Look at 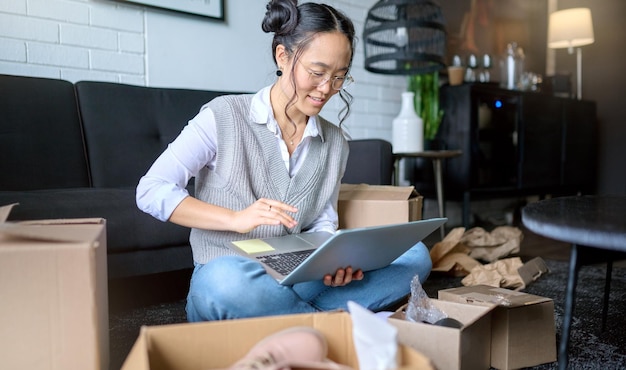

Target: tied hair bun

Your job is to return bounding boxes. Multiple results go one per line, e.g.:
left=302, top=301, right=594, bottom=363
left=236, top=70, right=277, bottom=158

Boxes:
left=261, top=0, right=298, bottom=35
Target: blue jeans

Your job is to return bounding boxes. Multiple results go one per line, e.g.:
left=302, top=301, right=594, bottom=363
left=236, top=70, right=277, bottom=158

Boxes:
left=185, top=241, right=432, bottom=322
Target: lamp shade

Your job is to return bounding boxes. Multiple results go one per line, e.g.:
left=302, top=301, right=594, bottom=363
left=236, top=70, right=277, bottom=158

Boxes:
left=548, top=8, right=594, bottom=49
left=363, top=0, right=446, bottom=75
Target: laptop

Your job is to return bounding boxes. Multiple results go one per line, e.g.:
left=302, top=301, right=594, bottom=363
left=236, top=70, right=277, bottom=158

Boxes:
left=227, top=217, right=447, bottom=285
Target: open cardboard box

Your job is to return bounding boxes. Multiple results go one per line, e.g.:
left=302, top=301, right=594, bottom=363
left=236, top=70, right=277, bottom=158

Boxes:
left=388, top=300, right=494, bottom=370
left=122, top=311, right=436, bottom=370
left=0, top=204, right=108, bottom=370
left=338, top=184, right=423, bottom=229
left=438, top=285, right=556, bottom=369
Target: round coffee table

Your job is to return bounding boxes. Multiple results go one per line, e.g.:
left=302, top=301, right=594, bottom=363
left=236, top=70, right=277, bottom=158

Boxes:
left=522, top=195, right=626, bottom=370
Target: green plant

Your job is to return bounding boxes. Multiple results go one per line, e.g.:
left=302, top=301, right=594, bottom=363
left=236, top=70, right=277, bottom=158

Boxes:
left=408, top=72, right=444, bottom=141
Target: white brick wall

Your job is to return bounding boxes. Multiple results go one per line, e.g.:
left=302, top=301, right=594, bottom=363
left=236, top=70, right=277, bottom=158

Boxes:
left=0, top=0, right=146, bottom=83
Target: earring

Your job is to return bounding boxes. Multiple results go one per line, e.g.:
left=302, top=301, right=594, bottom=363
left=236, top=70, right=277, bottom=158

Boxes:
left=276, top=69, right=283, bottom=77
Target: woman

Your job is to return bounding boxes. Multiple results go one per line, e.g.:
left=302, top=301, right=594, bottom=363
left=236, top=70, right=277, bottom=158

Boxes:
left=136, top=0, right=432, bottom=322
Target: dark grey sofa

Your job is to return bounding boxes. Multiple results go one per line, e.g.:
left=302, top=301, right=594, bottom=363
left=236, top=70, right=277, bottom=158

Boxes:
left=0, top=73, right=392, bottom=279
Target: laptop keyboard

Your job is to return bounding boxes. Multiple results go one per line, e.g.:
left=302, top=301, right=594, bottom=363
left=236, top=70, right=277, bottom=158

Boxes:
left=256, top=249, right=314, bottom=276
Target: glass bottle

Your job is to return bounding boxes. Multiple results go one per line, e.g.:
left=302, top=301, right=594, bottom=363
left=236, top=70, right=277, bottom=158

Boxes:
left=500, top=42, right=525, bottom=89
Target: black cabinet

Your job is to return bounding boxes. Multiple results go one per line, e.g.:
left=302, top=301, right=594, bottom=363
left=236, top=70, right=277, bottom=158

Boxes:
left=435, top=83, right=597, bottom=226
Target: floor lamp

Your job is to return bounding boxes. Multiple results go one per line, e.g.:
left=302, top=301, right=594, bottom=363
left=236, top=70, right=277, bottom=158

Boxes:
left=548, top=8, right=594, bottom=100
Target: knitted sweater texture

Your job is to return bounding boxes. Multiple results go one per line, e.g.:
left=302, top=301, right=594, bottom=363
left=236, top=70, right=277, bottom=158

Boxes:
left=189, top=94, right=349, bottom=264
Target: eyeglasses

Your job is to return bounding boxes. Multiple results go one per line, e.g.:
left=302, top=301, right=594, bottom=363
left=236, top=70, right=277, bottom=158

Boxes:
left=299, top=61, right=354, bottom=90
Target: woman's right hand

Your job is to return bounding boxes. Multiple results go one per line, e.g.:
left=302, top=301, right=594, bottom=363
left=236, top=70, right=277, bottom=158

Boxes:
left=324, top=266, right=364, bottom=287
left=232, top=198, right=298, bottom=234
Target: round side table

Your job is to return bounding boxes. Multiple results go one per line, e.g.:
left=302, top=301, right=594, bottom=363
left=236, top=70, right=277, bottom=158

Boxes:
left=522, top=195, right=626, bottom=370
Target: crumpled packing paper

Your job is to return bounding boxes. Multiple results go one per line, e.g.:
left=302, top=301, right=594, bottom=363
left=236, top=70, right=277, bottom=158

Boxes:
left=461, top=226, right=523, bottom=262
left=430, top=225, right=535, bottom=289
left=461, top=257, right=526, bottom=289
left=430, top=227, right=481, bottom=276
left=430, top=226, right=524, bottom=277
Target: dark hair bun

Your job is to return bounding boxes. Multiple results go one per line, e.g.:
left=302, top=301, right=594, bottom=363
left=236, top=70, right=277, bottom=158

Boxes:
left=261, top=0, right=298, bottom=35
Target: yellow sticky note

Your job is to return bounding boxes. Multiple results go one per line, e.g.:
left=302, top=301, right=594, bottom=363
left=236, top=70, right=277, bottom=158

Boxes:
left=232, top=239, right=275, bottom=254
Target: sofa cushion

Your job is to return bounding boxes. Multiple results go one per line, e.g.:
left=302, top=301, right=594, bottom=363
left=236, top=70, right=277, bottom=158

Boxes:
left=0, top=74, right=90, bottom=190
left=343, top=139, right=393, bottom=185
left=0, top=188, right=190, bottom=253
left=75, top=81, right=240, bottom=188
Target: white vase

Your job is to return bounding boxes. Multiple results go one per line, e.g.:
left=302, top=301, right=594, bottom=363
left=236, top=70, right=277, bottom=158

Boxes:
left=392, top=91, right=423, bottom=153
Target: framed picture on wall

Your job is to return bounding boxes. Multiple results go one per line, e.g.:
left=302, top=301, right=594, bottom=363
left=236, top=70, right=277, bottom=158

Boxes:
left=116, top=0, right=224, bottom=20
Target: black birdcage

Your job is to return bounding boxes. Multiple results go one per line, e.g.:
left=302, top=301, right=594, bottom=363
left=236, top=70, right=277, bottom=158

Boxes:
left=363, top=0, right=447, bottom=75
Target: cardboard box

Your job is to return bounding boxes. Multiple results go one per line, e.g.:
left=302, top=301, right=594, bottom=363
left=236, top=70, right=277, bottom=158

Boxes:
left=121, top=311, right=436, bottom=370
left=0, top=204, right=108, bottom=370
left=338, top=184, right=423, bottom=229
left=388, top=300, right=494, bottom=370
left=438, top=285, right=556, bottom=370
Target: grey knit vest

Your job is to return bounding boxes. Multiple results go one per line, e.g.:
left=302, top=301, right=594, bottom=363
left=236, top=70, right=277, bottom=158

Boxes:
left=189, top=94, right=349, bottom=264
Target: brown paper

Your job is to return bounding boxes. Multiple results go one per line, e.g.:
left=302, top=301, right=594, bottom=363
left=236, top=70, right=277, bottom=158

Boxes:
left=430, top=227, right=480, bottom=276
left=431, top=252, right=482, bottom=277
left=429, top=226, right=525, bottom=280
left=429, top=227, right=467, bottom=263
left=461, top=226, right=523, bottom=262
left=461, top=257, right=526, bottom=289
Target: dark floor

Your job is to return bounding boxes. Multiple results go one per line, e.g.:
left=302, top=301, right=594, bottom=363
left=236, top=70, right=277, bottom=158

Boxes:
left=108, top=264, right=192, bottom=314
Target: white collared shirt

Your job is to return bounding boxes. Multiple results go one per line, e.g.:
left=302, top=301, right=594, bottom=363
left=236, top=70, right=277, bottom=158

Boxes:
left=136, top=85, right=339, bottom=233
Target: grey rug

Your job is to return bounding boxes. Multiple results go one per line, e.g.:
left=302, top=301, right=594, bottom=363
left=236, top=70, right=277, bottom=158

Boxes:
left=109, top=259, right=626, bottom=370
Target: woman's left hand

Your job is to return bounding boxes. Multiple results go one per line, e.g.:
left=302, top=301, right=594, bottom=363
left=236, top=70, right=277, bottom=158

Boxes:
left=324, top=266, right=364, bottom=287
